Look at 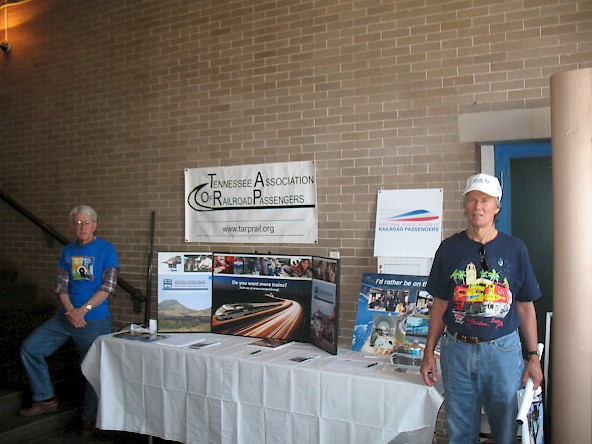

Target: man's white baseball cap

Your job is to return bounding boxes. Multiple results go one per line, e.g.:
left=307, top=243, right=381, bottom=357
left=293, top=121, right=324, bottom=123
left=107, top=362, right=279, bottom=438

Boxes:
left=463, top=173, right=502, bottom=201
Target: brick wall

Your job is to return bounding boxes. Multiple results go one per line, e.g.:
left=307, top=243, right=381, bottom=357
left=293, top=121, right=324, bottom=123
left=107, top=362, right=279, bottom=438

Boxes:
left=0, top=0, right=590, bottom=342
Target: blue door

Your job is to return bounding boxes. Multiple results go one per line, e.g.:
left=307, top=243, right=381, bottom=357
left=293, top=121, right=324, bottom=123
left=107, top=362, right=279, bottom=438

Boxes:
left=494, top=141, right=552, bottom=340
left=495, top=141, right=552, bottom=441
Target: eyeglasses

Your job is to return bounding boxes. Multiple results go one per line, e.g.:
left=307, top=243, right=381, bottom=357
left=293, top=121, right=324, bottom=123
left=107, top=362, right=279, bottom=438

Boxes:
left=72, top=220, right=94, bottom=227
left=479, top=245, right=489, bottom=271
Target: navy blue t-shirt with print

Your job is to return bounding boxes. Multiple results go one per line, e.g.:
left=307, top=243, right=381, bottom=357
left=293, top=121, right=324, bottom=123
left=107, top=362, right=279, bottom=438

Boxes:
left=427, top=230, right=541, bottom=340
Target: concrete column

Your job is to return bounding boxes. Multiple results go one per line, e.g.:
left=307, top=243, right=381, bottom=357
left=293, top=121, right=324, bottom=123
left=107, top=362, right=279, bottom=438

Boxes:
left=550, top=68, right=592, bottom=444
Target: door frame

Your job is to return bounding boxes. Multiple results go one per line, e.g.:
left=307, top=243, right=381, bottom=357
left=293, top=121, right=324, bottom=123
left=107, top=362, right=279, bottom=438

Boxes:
left=493, top=142, right=552, bottom=234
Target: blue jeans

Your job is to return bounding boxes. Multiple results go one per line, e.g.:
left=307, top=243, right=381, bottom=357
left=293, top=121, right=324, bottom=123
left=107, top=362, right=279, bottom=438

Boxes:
left=440, top=330, right=524, bottom=444
left=20, top=312, right=111, bottom=420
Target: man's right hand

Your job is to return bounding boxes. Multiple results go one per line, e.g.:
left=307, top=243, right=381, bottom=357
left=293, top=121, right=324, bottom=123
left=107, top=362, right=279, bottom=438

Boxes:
left=420, top=354, right=438, bottom=387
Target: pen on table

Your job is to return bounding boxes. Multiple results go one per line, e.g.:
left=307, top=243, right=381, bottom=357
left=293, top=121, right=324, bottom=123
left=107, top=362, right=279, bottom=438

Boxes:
left=249, top=349, right=261, bottom=355
left=365, top=362, right=378, bottom=368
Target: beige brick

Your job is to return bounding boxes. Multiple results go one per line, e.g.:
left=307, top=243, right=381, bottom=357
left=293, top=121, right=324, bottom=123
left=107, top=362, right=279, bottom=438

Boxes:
left=1, top=12, right=589, bottom=443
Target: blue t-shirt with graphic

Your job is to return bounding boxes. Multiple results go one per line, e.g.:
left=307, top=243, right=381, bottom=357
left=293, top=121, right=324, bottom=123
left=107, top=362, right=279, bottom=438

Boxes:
left=427, top=230, right=541, bottom=340
left=58, top=237, right=119, bottom=320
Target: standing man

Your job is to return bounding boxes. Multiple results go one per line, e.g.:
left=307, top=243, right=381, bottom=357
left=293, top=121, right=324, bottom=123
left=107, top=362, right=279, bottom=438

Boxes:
left=420, top=174, right=543, bottom=444
left=20, top=205, right=118, bottom=437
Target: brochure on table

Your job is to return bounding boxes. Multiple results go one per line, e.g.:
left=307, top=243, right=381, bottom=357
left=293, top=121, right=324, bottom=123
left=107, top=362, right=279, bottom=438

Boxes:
left=248, top=338, right=293, bottom=349
left=352, top=273, right=434, bottom=360
left=157, top=251, right=340, bottom=354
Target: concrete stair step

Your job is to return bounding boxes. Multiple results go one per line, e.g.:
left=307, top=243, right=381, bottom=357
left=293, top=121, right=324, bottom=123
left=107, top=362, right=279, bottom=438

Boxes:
left=0, top=390, right=22, bottom=418
left=0, top=390, right=179, bottom=444
left=0, top=394, right=79, bottom=444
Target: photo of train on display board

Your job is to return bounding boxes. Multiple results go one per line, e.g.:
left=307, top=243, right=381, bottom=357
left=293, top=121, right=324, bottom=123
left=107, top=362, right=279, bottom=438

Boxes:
left=212, top=296, right=288, bottom=327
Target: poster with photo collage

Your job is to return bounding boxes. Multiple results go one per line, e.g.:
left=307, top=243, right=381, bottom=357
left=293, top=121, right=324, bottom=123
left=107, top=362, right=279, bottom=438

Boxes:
left=352, top=273, right=433, bottom=357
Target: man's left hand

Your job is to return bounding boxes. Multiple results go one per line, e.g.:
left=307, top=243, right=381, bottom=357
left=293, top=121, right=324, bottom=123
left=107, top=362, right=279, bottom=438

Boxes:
left=522, top=357, right=543, bottom=389
left=65, top=307, right=87, bottom=329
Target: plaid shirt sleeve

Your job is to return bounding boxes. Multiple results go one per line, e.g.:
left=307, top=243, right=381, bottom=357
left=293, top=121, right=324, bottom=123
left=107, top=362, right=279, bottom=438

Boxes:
left=55, top=268, right=69, bottom=295
left=99, top=267, right=119, bottom=295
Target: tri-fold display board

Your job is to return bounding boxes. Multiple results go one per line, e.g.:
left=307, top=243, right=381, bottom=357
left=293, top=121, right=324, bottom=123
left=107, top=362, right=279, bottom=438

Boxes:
left=157, top=252, right=339, bottom=354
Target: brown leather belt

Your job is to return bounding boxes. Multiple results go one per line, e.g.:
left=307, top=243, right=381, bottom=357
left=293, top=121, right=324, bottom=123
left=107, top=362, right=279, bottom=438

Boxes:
left=446, top=328, right=490, bottom=344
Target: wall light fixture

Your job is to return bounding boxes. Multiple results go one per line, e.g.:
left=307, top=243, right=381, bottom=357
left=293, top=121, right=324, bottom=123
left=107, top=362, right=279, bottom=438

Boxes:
left=1, top=0, right=12, bottom=54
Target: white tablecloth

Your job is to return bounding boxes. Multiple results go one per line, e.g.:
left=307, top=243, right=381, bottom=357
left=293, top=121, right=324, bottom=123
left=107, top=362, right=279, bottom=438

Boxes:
left=82, top=333, right=443, bottom=444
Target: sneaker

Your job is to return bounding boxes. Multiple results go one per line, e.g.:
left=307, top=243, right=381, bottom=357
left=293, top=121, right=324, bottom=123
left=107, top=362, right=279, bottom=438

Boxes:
left=81, top=419, right=96, bottom=437
left=19, top=398, right=59, bottom=416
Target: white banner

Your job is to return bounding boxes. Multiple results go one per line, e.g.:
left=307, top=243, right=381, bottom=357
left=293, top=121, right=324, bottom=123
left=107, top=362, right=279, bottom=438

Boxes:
left=185, top=161, right=317, bottom=244
left=373, top=189, right=443, bottom=258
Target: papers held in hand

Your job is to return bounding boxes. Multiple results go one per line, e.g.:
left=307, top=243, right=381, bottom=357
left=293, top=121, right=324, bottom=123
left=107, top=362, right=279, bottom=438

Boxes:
left=248, top=338, right=293, bottom=349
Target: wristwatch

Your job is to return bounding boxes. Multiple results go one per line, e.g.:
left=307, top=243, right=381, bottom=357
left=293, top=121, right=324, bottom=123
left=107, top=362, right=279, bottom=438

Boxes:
left=527, top=350, right=540, bottom=358
left=85, top=304, right=93, bottom=311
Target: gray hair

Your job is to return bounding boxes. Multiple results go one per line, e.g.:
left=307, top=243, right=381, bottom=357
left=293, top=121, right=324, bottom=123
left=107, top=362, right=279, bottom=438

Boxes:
left=69, top=205, right=98, bottom=223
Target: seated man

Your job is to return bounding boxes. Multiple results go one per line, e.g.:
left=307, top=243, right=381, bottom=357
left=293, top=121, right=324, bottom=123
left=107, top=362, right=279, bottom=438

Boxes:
left=19, top=205, right=118, bottom=437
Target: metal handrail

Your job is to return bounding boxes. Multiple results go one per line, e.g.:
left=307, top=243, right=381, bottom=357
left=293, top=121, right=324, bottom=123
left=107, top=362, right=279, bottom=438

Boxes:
left=0, top=189, right=146, bottom=311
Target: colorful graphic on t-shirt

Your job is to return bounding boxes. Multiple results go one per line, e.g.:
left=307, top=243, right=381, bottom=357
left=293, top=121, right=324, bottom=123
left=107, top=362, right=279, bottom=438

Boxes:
left=72, top=256, right=95, bottom=281
left=450, top=262, right=512, bottom=318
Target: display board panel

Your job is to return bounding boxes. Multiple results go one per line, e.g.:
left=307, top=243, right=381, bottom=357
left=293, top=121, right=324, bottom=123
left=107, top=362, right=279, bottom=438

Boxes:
left=157, top=252, right=213, bottom=333
left=352, top=273, right=433, bottom=357
left=211, top=253, right=313, bottom=343
left=310, top=256, right=339, bottom=355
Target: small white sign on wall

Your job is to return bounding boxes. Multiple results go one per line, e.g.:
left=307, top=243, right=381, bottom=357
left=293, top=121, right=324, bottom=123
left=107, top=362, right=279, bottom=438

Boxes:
left=373, top=189, right=443, bottom=258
